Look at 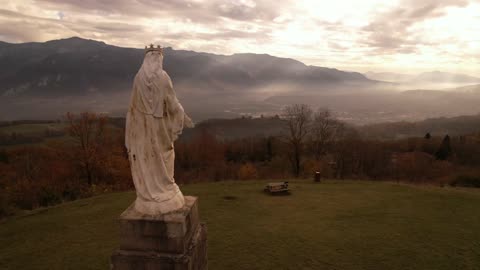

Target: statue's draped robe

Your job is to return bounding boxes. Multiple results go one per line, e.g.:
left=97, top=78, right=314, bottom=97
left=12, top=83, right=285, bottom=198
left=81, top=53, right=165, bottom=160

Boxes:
left=125, top=52, right=186, bottom=215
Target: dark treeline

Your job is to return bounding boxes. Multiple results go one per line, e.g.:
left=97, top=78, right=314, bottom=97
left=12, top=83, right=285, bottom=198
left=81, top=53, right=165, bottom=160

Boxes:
left=1, top=107, right=480, bottom=217
left=0, top=120, right=60, bottom=127
left=359, top=114, right=480, bottom=140
left=0, top=130, right=65, bottom=146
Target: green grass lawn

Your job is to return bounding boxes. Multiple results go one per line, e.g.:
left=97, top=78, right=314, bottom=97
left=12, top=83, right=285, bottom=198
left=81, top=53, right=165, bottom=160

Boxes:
left=1, top=180, right=480, bottom=270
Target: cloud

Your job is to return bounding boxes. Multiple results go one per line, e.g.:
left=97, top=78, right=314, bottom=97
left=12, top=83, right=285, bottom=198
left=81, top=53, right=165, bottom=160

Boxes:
left=0, top=9, right=69, bottom=42
left=0, top=9, right=146, bottom=43
left=0, top=0, right=288, bottom=56
left=91, top=22, right=145, bottom=33
left=56, top=11, right=64, bottom=20
left=0, top=0, right=479, bottom=73
left=361, top=0, right=470, bottom=54
left=37, top=0, right=288, bottom=23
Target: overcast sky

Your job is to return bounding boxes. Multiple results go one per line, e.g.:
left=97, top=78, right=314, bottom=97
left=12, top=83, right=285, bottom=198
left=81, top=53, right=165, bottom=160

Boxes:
left=1, top=0, right=479, bottom=74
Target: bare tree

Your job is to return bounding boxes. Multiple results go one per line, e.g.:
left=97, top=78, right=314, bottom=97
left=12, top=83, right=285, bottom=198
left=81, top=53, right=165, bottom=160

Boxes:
left=310, top=109, right=342, bottom=160
left=65, top=112, right=107, bottom=185
left=330, top=124, right=360, bottom=179
left=283, top=104, right=313, bottom=177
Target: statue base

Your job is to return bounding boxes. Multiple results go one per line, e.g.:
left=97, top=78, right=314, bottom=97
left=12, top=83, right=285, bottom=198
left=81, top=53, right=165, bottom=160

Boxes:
left=111, top=196, right=207, bottom=270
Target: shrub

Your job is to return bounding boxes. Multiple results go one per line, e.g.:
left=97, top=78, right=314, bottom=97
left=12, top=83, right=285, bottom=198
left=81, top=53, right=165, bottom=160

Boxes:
left=0, top=190, right=13, bottom=217
left=450, top=175, right=480, bottom=188
left=238, top=163, right=258, bottom=180
left=0, top=150, right=8, bottom=163
left=38, top=186, right=62, bottom=207
left=301, top=159, right=322, bottom=179
left=10, top=178, right=41, bottom=210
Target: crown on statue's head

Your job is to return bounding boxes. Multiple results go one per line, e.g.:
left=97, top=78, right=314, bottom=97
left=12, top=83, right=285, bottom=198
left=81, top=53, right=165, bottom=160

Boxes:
left=145, top=44, right=163, bottom=54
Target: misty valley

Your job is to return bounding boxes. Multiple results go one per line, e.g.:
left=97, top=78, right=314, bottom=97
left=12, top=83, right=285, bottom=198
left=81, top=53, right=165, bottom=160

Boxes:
left=1, top=37, right=480, bottom=124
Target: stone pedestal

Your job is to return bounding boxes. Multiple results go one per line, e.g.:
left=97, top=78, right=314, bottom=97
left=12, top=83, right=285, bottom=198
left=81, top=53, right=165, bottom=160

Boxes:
left=111, top=196, right=207, bottom=270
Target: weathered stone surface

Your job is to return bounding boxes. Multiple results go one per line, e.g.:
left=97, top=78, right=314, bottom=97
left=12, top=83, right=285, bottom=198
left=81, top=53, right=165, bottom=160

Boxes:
left=111, top=223, right=207, bottom=270
left=111, top=196, right=207, bottom=270
left=126, top=48, right=194, bottom=215
left=119, top=196, right=199, bottom=253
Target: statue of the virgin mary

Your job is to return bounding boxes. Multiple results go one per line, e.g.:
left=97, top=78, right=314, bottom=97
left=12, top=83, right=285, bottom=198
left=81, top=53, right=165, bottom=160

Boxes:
left=125, top=45, right=194, bottom=215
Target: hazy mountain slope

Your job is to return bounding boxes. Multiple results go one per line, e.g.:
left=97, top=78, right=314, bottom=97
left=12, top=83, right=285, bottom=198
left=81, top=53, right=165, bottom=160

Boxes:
left=0, top=37, right=141, bottom=97
left=405, top=72, right=480, bottom=89
left=264, top=86, right=480, bottom=125
left=449, top=84, right=480, bottom=93
left=0, top=37, right=376, bottom=120
left=364, top=72, right=414, bottom=82
left=412, top=71, right=480, bottom=84
left=1, top=37, right=479, bottom=123
left=0, top=37, right=372, bottom=97
left=365, top=71, right=480, bottom=88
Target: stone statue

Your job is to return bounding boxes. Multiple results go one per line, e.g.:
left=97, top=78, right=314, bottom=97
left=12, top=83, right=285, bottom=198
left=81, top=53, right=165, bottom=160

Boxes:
left=125, top=44, right=194, bottom=215
left=113, top=49, right=206, bottom=268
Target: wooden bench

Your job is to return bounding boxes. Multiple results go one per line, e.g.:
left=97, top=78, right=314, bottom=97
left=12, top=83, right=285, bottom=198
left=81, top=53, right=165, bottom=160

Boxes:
left=264, top=181, right=289, bottom=194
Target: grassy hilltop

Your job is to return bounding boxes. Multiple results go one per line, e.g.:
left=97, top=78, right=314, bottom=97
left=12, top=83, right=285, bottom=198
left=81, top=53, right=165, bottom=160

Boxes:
left=1, top=180, right=480, bottom=270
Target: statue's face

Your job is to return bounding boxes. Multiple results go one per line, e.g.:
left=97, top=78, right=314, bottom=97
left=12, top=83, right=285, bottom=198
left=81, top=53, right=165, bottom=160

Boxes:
left=143, top=51, right=164, bottom=72
left=147, top=51, right=163, bottom=62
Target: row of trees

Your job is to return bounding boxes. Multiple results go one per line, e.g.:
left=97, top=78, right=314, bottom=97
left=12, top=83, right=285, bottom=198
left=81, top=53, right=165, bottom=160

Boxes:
left=0, top=113, right=132, bottom=215
left=281, top=104, right=470, bottom=179
left=1, top=108, right=480, bottom=216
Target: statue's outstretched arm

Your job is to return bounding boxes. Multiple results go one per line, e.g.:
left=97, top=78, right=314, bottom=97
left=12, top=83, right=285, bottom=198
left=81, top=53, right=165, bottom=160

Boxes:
left=184, top=114, right=194, bottom=128
left=164, top=72, right=194, bottom=128
left=163, top=72, right=194, bottom=143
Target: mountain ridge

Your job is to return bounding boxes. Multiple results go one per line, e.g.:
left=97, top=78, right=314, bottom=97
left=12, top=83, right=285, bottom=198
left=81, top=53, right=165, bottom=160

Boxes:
left=366, top=71, right=480, bottom=84
left=0, top=36, right=376, bottom=120
left=0, top=36, right=375, bottom=97
left=1, top=37, right=479, bottom=122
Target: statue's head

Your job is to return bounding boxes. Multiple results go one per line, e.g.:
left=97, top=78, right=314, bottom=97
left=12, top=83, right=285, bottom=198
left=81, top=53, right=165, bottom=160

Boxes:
left=145, top=44, right=163, bottom=55
left=142, top=44, right=164, bottom=72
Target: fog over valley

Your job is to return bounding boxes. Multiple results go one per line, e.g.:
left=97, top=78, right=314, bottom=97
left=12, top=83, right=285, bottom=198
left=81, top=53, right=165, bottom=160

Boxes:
left=1, top=37, right=479, bottom=124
